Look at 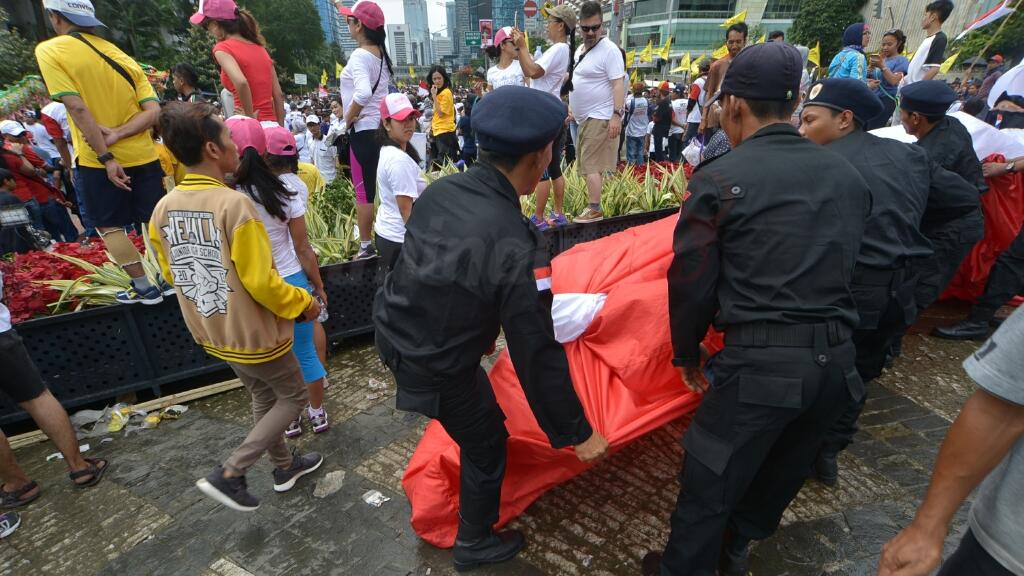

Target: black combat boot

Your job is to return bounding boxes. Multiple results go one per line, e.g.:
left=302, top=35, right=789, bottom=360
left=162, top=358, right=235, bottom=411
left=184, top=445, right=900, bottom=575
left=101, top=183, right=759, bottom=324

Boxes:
left=932, top=319, right=990, bottom=341
left=718, top=532, right=751, bottom=576
left=452, top=518, right=525, bottom=572
left=814, top=450, right=839, bottom=487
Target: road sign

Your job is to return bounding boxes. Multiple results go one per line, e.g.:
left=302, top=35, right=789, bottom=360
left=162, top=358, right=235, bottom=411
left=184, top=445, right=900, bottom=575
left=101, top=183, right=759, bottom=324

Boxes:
left=465, top=31, right=481, bottom=47
left=293, top=73, right=307, bottom=85
left=523, top=0, right=538, bottom=18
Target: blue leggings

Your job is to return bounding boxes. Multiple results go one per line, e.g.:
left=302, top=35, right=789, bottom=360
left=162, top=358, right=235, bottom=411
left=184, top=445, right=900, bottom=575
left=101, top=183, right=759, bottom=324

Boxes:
left=283, top=270, right=327, bottom=384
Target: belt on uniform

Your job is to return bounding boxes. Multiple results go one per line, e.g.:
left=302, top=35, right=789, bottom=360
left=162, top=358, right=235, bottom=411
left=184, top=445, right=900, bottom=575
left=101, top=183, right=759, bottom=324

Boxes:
left=724, top=321, right=852, bottom=348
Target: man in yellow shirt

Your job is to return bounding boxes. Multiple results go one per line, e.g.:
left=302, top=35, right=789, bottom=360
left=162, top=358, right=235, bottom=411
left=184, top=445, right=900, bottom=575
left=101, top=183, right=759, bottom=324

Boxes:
left=35, top=0, right=168, bottom=305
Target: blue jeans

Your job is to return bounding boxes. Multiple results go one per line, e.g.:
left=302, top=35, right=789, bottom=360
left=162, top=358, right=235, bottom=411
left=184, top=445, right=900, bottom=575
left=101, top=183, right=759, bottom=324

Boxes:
left=40, top=200, right=79, bottom=242
left=22, top=198, right=43, bottom=229
left=72, top=167, right=97, bottom=237
left=626, top=136, right=646, bottom=165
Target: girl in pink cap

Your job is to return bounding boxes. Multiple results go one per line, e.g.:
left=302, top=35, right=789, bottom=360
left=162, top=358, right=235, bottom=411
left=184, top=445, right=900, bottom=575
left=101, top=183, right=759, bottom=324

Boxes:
left=374, top=93, right=425, bottom=272
left=192, top=0, right=284, bottom=125
left=338, top=0, right=392, bottom=261
left=484, top=27, right=527, bottom=91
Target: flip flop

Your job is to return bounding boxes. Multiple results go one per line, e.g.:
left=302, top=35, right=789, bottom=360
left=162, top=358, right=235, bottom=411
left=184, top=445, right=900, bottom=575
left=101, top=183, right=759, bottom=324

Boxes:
left=69, top=458, right=108, bottom=489
left=0, top=481, right=40, bottom=509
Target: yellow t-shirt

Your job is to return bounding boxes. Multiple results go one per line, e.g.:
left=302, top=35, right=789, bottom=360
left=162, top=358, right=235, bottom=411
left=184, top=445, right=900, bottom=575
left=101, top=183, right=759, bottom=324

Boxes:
left=35, top=33, right=159, bottom=169
left=297, top=162, right=326, bottom=196
left=154, top=142, right=186, bottom=191
left=432, top=88, right=456, bottom=135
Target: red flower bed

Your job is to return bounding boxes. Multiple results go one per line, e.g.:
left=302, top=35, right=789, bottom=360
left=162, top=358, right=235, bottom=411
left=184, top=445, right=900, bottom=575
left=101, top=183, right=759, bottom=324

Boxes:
left=617, top=161, right=684, bottom=185
left=1, top=235, right=145, bottom=324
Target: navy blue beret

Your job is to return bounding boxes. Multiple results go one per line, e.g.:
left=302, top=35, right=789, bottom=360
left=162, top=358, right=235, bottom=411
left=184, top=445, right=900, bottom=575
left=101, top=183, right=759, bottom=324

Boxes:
left=900, top=80, right=957, bottom=116
left=473, top=85, right=567, bottom=155
left=804, top=78, right=884, bottom=127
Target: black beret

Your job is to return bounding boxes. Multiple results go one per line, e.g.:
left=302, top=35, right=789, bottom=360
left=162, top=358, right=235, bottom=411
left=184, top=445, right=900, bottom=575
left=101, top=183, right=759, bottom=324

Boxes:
left=804, top=78, right=884, bottom=127
left=900, top=80, right=957, bottom=116
left=473, top=86, right=567, bottom=155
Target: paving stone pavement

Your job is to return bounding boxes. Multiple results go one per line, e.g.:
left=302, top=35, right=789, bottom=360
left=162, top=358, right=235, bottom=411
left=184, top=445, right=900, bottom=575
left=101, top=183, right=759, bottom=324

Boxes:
left=3, top=304, right=998, bottom=576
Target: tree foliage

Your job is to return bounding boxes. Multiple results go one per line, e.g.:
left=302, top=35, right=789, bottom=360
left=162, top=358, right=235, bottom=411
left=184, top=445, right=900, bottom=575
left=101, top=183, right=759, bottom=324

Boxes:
left=94, top=0, right=192, bottom=64
left=245, top=0, right=331, bottom=90
left=178, top=26, right=218, bottom=93
left=0, top=8, right=38, bottom=87
left=789, top=0, right=868, bottom=68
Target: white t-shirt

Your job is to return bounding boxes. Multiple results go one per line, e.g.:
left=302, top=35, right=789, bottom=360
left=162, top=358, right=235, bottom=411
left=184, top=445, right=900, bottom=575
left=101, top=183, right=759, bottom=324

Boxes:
left=905, top=31, right=948, bottom=86
left=40, top=101, right=74, bottom=161
left=530, top=43, right=570, bottom=98
left=243, top=173, right=308, bottom=278
left=0, top=271, right=10, bottom=333
left=625, top=94, right=649, bottom=138
left=295, top=130, right=313, bottom=163
left=687, top=77, right=706, bottom=124
left=487, top=60, right=526, bottom=90
left=375, top=145, right=426, bottom=244
left=340, top=48, right=390, bottom=132
left=26, top=122, right=58, bottom=160
left=311, top=137, right=337, bottom=183
left=569, top=38, right=627, bottom=122
left=647, top=121, right=656, bottom=153
left=670, top=99, right=687, bottom=136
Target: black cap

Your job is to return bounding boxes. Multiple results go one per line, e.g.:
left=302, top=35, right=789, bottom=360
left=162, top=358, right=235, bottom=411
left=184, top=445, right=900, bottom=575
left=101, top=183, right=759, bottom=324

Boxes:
left=473, top=86, right=567, bottom=155
left=899, top=80, right=957, bottom=116
left=804, top=78, right=883, bottom=127
left=712, top=42, right=802, bottom=104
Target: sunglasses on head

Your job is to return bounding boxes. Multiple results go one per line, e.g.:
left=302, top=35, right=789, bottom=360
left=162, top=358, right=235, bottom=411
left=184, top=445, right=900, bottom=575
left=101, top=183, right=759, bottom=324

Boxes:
left=580, top=24, right=602, bottom=33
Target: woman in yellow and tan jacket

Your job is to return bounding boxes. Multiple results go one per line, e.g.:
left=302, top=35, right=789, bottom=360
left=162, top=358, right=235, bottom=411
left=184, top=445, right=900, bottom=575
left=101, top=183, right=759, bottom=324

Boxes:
left=148, top=102, right=325, bottom=512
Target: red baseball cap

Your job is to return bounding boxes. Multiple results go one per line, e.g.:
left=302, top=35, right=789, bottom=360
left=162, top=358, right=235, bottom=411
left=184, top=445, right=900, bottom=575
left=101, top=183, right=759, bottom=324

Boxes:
left=494, top=26, right=514, bottom=46
left=380, top=93, right=420, bottom=121
left=225, top=116, right=266, bottom=156
left=264, top=125, right=297, bottom=156
left=339, top=1, right=385, bottom=30
left=989, top=54, right=1004, bottom=64
left=189, top=0, right=238, bottom=26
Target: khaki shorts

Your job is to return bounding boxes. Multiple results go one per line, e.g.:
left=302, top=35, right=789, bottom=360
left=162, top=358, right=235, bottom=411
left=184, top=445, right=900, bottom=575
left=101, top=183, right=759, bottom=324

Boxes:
left=578, top=118, right=618, bottom=176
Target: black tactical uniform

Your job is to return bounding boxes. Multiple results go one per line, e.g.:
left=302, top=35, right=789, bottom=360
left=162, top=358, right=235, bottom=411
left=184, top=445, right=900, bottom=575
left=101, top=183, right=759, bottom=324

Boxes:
left=373, top=86, right=594, bottom=570
left=656, top=43, right=871, bottom=576
left=901, top=82, right=986, bottom=316
left=802, top=80, right=983, bottom=481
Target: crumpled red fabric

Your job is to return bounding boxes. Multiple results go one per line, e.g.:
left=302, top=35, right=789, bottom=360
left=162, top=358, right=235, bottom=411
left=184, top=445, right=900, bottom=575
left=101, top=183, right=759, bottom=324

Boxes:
left=401, top=214, right=723, bottom=548
left=941, top=154, right=1024, bottom=305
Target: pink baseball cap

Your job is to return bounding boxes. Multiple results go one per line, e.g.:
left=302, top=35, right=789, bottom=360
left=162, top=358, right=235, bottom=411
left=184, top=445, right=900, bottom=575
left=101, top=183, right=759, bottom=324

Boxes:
left=494, top=26, right=514, bottom=46
left=339, top=1, right=385, bottom=30
left=190, top=0, right=238, bottom=26
left=380, top=93, right=420, bottom=121
left=264, top=126, right=298, bottom=156
left=225, top=116, right=266, bottom=156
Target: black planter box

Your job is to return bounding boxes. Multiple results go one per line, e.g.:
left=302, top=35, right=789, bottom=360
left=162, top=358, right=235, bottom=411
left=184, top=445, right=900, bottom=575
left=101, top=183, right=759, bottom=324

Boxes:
left=1, top=208, right=680, bottom=425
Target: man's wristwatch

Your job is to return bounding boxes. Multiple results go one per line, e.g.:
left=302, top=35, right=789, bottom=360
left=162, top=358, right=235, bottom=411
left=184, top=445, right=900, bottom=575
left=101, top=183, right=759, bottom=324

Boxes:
left=1008, top=161, right=1017, bottom=174
left=97, top=152, right=115, bottom=164
left=614, top=107, right=625, bottom=118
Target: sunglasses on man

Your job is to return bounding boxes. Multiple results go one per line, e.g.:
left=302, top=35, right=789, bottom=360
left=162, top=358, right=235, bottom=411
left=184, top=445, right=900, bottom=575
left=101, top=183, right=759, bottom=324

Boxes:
left=580, top=23, right=602, bottom=33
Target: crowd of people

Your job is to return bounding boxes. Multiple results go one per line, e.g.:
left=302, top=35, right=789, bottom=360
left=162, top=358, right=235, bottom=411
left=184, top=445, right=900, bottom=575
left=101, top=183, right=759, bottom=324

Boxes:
left=0, top=0, right=1023, bottom=574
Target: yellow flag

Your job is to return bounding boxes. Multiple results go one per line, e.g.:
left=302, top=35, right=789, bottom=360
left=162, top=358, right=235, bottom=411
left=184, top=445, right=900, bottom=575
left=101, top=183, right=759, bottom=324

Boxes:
left=807, top=41, right=821, bottom=67
left=335, top=62, right=343, bottom=77
left=905, top=50, right=915, bottom=62
left=671, top=52, right=691, bottom=74
left=756, top=34, right=766, bottom=44
left=690, top=54, right=706, bottom=77
left=321, top=69, right=328, bottom=86
left=408, top=65, right=416, bottom=79
left=639, top=40, right=654, bottom=63
left=629, top=68, right=639, bottom=85
left=720, top=9, right=747, bottom=27
left=626, top=49, right=636, bottom=66
left=712, top=44, right=729, bottom=60
left=657, top=36, right=673, bottom=60
left=939, top=51, right=960, bottom=74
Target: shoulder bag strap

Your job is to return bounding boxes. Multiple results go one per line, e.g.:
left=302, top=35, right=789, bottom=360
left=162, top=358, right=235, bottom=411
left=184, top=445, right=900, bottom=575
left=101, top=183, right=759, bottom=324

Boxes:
left=70, top=32, right=135, bottom=90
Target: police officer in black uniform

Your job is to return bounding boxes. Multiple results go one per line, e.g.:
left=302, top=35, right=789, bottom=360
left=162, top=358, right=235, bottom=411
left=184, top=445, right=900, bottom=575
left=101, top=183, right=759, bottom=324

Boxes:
left=799, top=78, right=982, bottom=485
left=374, top=85, right=609, bottom=573
left=898, top=80, right=986, bottom=328
left=642, top=43, right=871, bottom=576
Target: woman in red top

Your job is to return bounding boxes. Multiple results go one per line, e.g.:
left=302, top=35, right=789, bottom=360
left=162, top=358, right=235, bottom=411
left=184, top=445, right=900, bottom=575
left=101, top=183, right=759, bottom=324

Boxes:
left=191, top=0, right=284, bottom=125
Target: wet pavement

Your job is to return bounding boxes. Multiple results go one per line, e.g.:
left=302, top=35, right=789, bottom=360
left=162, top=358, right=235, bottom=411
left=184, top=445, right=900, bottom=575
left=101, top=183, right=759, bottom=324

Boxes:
left=1, top=302, right=1002, bottom=576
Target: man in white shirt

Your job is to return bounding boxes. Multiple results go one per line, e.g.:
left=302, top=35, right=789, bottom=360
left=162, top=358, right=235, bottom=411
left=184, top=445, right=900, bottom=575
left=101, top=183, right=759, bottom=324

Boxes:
left=904, top=1, right=952, bottom=86
left=569, top=0, right=625, bottom=223
left=295, top=114, right=317, bottom=163
left=309, top=117, right=337, bottom=183
left=684, top=61, right=710, bottom=146
left=22, top=112, right=60, bottom=162
left=669, top=85, right=688, bottom=162
left=624, top=81, right=650, bottom=165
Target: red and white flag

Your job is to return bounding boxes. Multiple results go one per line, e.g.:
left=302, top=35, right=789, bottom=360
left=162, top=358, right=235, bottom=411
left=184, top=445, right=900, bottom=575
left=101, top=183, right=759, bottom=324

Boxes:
left=956, top=0, right=1015, bottom=41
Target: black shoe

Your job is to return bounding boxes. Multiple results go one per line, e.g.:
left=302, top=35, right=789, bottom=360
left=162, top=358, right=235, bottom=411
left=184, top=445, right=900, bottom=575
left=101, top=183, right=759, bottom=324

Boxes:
left=814, top=451, right=838, bottom=487
left=719, top=537, right=750, bottom=576
left=196, top=466, right=260, bottom=512
left=272, top=450, right=324, bottom=493
left=641, top=551, right=662, bottom=576
left=453, top=529, right=525, bottom=572
left=932, top=320, right=990, bottom=341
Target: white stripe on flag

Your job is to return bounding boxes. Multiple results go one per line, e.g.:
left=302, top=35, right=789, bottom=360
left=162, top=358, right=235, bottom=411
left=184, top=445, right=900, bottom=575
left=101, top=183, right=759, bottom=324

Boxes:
left=536, top=277, right=552, bottom=291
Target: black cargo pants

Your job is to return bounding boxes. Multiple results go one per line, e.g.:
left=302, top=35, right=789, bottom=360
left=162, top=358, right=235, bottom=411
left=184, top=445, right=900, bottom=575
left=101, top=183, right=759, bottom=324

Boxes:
left=659, top=326, right=862, bottom=575
left=377, top=335, right=509, bottom=530
left=970, top=228, right=1024, bottom=323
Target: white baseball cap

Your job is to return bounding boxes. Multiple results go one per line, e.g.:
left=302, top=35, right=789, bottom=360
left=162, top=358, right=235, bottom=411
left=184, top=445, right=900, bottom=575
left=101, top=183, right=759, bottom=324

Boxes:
left=379, top=93, right=420, bottom=121
left=305, top=114, right=320, bottom=125
left=42, top=0, right=105, bottom=28
left=0, top=120, right=28, bottom=137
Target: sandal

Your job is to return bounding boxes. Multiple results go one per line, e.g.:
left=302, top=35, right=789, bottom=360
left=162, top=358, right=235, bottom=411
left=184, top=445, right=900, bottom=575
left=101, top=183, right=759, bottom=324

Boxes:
left=0, top=481, right=40, bottom=509
left=69, top=458, right=108, bottom=488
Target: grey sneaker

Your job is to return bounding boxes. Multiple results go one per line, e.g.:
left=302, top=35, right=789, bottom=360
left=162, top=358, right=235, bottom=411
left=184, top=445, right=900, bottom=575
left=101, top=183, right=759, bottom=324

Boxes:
left=310, top=408, right=329, bottom=434
left=196, top=466, right=260, bottom=512
left=0, top=512, right=20, bottom=539
left=354, top=245, right=377, bottom=260
left=284, top=417, right=303, bottom=438
left=273, top=450, right=324, bottom=493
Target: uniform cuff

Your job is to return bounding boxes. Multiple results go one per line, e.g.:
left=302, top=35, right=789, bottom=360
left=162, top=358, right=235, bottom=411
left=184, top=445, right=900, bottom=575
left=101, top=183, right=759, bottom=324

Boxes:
left=672, top=356, right=700, bottom=369
left=548, top=418, right=594, bottom=450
